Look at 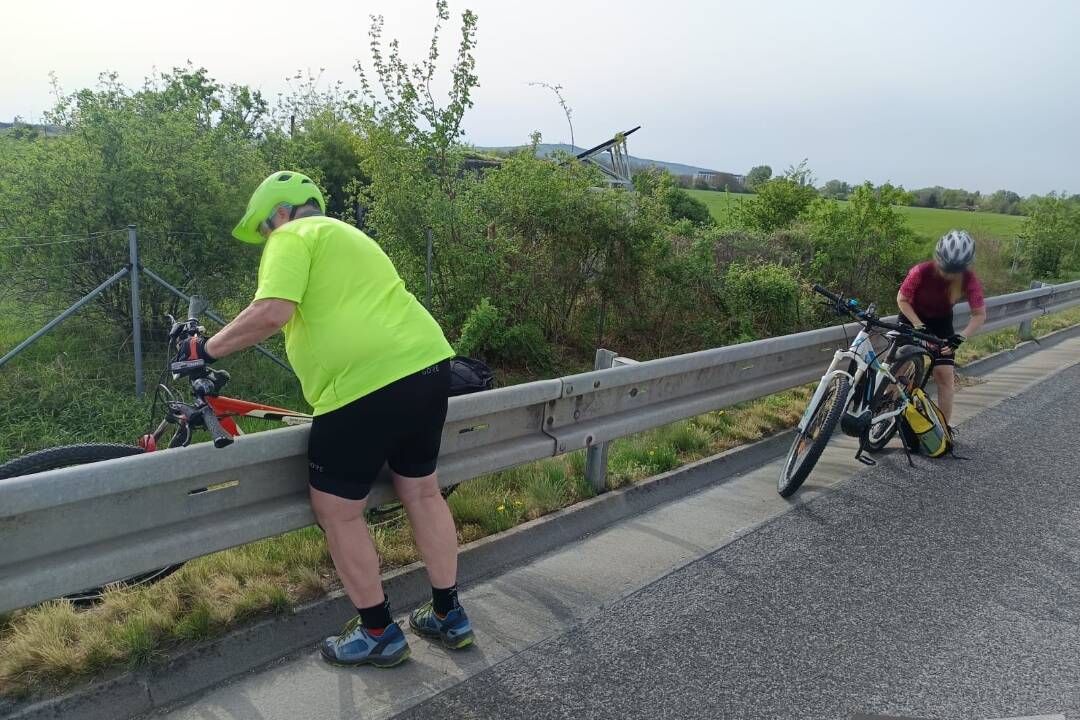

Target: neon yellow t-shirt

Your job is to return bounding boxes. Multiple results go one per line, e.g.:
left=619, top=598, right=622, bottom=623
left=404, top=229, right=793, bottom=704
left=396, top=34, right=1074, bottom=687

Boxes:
left=253, top=216, right=454, bottom=415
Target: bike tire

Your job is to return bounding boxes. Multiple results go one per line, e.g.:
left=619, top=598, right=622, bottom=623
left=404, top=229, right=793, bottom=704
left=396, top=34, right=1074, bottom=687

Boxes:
left=778, top=374, right=850, bottom=498
left=866, top=348, right=933, bottom=452
left=365, top=484, right=457, bottom=527
left=0, top=443, right=185, bottom=605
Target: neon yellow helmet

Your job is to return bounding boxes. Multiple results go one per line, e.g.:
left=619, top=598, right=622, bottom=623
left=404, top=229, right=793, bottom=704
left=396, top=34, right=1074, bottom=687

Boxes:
left=232, top=171, right=326, bottom=244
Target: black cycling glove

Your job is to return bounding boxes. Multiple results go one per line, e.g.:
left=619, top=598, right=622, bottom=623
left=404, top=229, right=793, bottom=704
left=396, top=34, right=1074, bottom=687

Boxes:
left=175, top=335, right=217, bottom=365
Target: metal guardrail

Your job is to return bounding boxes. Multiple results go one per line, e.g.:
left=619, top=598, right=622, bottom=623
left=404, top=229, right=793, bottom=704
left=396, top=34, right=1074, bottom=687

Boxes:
left=2, top=280, right=1079, bottom=612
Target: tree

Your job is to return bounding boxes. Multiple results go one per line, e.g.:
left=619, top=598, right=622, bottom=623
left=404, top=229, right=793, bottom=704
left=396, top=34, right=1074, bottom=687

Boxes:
left=736, top=175, right=818, bottom=233
left=354, top=0, right=481, bottom=310
left=0, top=67, right=272, bottom=324
left=910, top=187, right=943, bottom=208
left=980, top=189, right=1022, bottom=215
left=820, top=179, right=852, bottom=200
left=528, top=81, right=574, bottom=153
left=1018, top=193, right=1080, bottom=278
left=262, top=73, right=368, bottom=220
left=783, top=159, right=816, bottom=188
left=807, top=182, right=920, bottom=302
left=745, top=165, right=772, bottom=192
left=633, top=169, right=713, bottom=225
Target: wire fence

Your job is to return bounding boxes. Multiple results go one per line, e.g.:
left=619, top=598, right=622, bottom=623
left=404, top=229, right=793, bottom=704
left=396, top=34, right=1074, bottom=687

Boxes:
left=0, top=230, right=132, bottom=380
left=0, top=227, right=295, bottom=395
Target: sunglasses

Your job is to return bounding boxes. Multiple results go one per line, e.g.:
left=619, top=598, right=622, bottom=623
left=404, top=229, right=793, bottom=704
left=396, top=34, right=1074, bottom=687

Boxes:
left=259, top=215, right=276, bottom=239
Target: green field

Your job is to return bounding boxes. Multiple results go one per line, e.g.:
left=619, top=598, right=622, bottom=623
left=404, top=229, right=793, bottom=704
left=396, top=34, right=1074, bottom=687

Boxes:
left=686, top=189, right=1025, bottom=241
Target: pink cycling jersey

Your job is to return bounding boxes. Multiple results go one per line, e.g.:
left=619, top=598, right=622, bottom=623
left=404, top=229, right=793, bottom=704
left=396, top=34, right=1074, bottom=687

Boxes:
left=899, top=261, right=984, bottom=320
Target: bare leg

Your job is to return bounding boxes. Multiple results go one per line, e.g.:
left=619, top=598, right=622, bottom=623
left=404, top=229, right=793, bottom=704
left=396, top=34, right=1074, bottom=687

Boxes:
left=933, top=364, right=956, bottom=424
left=309, top=486, right=384, bottom=609
left=394, top=471, right=458, bottom=588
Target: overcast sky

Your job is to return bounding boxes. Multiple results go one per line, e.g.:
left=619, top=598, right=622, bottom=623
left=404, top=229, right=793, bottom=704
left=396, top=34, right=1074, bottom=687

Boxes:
left=2, top=1, right=1077, bottom=195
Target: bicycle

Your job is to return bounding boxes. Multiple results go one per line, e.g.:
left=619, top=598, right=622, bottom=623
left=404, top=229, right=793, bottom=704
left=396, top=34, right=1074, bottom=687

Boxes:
left=776, top=284, right=946, bottom=498
left=0, top=297, right=472, bottom=602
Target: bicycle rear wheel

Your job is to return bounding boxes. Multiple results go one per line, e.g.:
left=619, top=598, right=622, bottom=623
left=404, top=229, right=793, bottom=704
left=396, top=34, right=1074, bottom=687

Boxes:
left=366, top=485, right=457, bottom=528
left=778, top=374, right=850, bottom=498
left=866, top=349, right=933, bottom=451
left=0, top=443, right=185, bottom=605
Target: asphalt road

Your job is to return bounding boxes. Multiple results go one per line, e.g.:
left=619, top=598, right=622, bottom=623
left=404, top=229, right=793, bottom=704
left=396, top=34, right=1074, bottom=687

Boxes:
left=397, top=363, right=1080, bottom=720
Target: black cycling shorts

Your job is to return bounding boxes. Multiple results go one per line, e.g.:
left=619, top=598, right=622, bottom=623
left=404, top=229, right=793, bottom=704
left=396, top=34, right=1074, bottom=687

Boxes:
left=307, top=360, right=451, bottom=501
left=899, top=313, right=955, bottom=367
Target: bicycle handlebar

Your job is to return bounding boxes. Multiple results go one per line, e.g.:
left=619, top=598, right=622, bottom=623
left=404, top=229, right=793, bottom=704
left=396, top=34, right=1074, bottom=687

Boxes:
left=190, top=376, right=234, bottom=448
left=200, top=405, right=234, bottom=449
left=812, top=284, right=841, bottom=304
left=187, top=295, right=209, bottom=321
left=813, top=284, right=946, bottom=346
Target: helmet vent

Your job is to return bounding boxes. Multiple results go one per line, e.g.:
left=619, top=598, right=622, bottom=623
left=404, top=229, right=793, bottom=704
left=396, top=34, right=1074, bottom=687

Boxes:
left=278, top=173, right=292, bottom=181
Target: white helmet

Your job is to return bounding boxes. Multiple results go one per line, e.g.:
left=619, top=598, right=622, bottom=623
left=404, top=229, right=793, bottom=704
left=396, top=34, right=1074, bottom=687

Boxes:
left=935, top=229, right=975, bottom=273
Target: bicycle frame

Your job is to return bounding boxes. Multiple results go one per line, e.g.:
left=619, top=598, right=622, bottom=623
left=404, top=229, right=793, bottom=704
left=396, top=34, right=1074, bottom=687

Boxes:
left=206, top=395, right=312, bottom=436
left=140, top=393, right=311, bottom=452
left=797, top=326, right=910, bottom=434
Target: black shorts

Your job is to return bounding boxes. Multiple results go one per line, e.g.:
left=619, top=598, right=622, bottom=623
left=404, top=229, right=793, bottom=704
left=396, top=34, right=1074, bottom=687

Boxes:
left=899, top=313, right=955, bottom=367
left=307, top=360, right=451, bottom=500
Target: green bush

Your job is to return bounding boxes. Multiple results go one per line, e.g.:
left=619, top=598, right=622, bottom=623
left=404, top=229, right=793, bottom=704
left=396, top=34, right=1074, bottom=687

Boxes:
left=455, top=297, right=552, bottom=370
left=736, top=177, right=818, bottom=233
left=806, top=182, right=920, bottom=304
left=633, top=169, right=713, bottom=225
left=1018, top=194, right=1080, bottom=279
left=723, top=262, right=802, bottom=339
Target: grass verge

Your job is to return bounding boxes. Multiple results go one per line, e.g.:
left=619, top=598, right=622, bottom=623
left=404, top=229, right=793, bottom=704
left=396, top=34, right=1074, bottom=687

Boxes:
left=2, top=306, right=1078, bottom=698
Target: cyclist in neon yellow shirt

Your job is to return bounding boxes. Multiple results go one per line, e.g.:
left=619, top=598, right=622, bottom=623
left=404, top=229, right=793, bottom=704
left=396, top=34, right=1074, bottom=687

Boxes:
left=183, top=171, right=472, bottom=667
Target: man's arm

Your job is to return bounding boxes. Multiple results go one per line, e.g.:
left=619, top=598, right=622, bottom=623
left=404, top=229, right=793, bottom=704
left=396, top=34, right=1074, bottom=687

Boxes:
left=205, top=299, right=295, bottom=359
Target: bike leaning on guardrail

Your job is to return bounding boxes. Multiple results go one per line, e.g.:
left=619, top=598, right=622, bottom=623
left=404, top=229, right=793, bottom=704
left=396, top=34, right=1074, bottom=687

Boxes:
left=0, top=297, right=485, bottom=603
left=777, top=285, right=947, bottom=498
left=0, top=297, right=314, bottom=601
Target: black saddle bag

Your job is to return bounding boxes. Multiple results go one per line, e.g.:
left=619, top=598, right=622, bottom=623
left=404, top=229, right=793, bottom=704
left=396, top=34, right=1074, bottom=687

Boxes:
left=448, top=356, right=495, bottom=397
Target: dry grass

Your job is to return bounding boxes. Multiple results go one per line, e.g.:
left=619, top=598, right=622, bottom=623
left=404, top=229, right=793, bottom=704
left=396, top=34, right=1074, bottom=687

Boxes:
left=3, top=306, right=1077, bottom=698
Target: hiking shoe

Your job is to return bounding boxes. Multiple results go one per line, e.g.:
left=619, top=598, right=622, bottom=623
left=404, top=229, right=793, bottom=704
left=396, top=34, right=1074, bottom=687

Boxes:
left=409, top=601, right=475, bottom=649
left=319, top=616, right=410, bottom=668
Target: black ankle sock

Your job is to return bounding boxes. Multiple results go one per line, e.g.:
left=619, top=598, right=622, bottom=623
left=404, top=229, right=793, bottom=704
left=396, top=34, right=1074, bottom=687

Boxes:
left=358, top=596, right=392, bottom=632
left=432, top=584, right=460, bottom=616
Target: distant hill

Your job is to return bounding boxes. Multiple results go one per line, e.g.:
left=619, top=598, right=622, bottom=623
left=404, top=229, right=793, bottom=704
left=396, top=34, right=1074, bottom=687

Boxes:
left=476, top=143, right=736, bottom=179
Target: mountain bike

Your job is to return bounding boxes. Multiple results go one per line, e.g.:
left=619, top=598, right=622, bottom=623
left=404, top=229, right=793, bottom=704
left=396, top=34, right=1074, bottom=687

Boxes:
left=0, top=297, right=472, bottom=602
left=776, top=284, right=945, bottom=498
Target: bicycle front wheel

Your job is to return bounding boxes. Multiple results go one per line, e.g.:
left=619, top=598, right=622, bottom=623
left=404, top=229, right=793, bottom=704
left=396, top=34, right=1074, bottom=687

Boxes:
left=866, top=349, right=933, bottom=451
left=778, top=374, right=850, bottom=498
left=0, top=443, right=185, bottom=605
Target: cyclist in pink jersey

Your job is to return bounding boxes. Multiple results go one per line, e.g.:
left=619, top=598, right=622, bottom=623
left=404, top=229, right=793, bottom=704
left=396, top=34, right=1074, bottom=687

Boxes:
left=896, top=230, right=986, bottom=428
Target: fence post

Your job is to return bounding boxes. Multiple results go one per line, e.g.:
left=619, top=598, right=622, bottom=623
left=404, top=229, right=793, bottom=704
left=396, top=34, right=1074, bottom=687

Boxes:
left=128, top=225, right=144, bottom=397
left=1018, top=280, right=1048, bottom=342
left=584, top=348, right=618, bottom=494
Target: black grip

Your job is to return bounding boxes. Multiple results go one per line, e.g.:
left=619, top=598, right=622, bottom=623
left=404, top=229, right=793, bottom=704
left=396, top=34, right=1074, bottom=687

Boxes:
left=201, top=405, right=234, bottom=448
left=886, top=322, right=945, bottom=346
left=915, top=330, right=946, bottom=345
left=813, top=284, right=841, bottom=303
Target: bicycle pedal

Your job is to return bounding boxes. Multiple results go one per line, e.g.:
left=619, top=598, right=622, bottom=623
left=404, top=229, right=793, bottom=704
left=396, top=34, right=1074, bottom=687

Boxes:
left=855, top=454, right=877, bottom=467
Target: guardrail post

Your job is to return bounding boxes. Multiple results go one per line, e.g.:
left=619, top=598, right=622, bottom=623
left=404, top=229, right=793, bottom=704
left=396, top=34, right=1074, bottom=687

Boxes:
left=128, top=225, right=144, bottom=397
left=1018, top=280, right=1049, bottom=341
left=584, top=348, right=618, bottom=493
